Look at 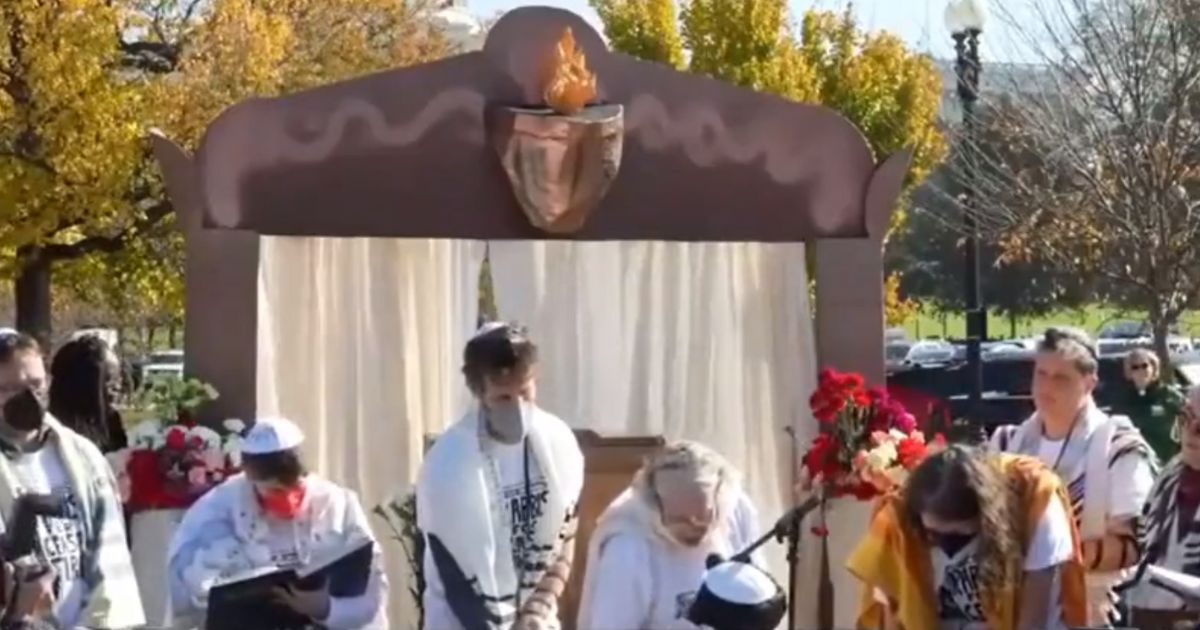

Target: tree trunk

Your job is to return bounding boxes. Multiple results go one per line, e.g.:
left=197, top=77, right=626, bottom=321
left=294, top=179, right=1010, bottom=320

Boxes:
left=14, top=246, right=52, bottom=347
left=168, top=324, right=178, bottom=348
left=1009, top=312, right=1018, bottom=339
left=1149, top=309, right=1172, bottom=383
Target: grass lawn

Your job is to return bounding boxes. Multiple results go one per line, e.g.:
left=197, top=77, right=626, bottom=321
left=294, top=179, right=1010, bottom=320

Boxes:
left=899, top=305, right=1200, bottom=340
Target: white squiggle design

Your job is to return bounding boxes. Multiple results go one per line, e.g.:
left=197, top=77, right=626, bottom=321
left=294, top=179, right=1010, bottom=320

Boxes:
left=624, top=93, right=874, bottom=185
left=201, top=88, right=488, bottom=224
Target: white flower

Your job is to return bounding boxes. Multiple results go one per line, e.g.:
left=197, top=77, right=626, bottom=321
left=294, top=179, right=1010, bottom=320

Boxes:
left=187, top=425, right=222, bottom=450
left=223, top=418, right=246, bottom=434
left=865, top=442, right=898, bottom=471
left=128, top=420, right=166, bottom=450
left=223, top=435, right=243, bottom=468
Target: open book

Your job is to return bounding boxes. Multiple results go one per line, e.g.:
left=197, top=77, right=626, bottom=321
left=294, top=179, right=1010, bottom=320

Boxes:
left=1146, top=565, right=1200, bottom=602
left=205, top=538, right=374, bottom=630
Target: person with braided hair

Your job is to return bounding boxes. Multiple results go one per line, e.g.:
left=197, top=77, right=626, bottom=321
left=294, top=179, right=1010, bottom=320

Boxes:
left=47, top=335, right=127, bottom=455
left=990, top=326, right=1157, bottom=625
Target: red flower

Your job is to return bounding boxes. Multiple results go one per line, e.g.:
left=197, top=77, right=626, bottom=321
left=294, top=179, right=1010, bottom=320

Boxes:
left=810, top=525, right=829, bottom=537
left=839, top=372, right=865, bottom=390
left=187, top=435, right=204, bottom=449
left=896, top=435, right=929, bottom=470
left=802, top=433, right=841, bottom=479
left=165, top=427, right=187, bottom=450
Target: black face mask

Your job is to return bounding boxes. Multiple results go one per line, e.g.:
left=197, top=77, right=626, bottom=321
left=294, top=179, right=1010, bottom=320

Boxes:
left=930, top=531, right=976, bottom=557
left=3, top=386, right=47, bottom=432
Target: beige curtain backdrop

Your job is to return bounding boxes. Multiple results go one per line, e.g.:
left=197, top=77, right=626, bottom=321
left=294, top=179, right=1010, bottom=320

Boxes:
left=256, top=236, right=485, bottom=628
left=487, top=241, right=819, bottom=615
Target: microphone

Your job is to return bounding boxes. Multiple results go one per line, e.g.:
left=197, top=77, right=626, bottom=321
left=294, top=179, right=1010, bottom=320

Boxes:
left=770, top=495, right=822, bottom=541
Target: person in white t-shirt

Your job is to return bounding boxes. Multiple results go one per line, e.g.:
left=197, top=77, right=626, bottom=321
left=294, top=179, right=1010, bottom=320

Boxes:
left=0, top=332, right=143, bottom=630
left=417, top=323, right=584, bottom=630
left=847, top=445, right=1089, bottom=630
left=576, top=441, right=763, bottom=630
left=990, top=327, right=1157, bottom=624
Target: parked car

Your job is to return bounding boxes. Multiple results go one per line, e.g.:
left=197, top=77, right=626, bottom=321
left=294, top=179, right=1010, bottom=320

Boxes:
left=887, top=348, right=1200, bottom=435
left=133, top=349, right=184, bottom=387
left=885, top=340, right=956, bottom=371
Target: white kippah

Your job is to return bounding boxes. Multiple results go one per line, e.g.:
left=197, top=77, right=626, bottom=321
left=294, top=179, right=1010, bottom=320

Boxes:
left=241, top=417, right=305, bottom=455
left=702, top=561, right=779, bottom=605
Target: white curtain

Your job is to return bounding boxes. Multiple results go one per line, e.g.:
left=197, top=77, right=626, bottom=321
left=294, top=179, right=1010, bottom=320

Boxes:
left=488, top=241, right=818, bottom=594
left=256, top=237, right=485, bottom=628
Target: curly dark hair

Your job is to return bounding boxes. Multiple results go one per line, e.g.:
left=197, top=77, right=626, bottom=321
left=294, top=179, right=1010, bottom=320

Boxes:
left=48, top=335, right=127, bottom=453
left=902, top=445, right=1020, bottom=606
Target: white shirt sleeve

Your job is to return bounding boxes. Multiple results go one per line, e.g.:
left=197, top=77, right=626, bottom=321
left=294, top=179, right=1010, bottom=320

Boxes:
left=1108, top=452, right=1155, bottom=519
left=579, top=534, right=652, bottom=630
left=321, top=490, right=389, bottom=629
left=1024, top=494, right=1076, bottom=571
left=421, top=540, right=464, bottom=630
left=731, top=491, right=766, bottom=568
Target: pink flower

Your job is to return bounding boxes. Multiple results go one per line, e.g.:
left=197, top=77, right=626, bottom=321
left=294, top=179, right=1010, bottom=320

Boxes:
left=894, top=412, right=917, bottom=433
left=186, top=466, right=208, bottom=487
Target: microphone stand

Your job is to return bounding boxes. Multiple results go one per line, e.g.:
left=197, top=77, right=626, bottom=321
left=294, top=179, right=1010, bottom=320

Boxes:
left=731, top=495, right=822, bottom=630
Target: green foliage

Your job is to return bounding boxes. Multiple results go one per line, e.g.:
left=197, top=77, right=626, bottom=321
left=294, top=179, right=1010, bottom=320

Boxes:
left=591, top=2, right=946, bottom=188
left=131, top=377, right=220, bottom=421
left=374, top=490, right=425, bottom=630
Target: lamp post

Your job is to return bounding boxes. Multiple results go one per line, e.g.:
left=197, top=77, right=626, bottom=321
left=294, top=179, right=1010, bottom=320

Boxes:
left=945, top=0, right=987, bottom=432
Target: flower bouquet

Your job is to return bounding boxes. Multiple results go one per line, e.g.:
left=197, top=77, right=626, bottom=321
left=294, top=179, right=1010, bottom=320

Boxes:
left=108, top=378, right=246, bottom=513
left=800, top=368, right=944, bottom=501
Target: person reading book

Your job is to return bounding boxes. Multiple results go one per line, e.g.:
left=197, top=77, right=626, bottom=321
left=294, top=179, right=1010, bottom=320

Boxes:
left=167, top=417, right=388, bottom=629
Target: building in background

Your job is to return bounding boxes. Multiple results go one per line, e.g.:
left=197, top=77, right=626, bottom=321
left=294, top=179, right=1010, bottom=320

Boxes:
left=432, top=0, right=485, bottom=52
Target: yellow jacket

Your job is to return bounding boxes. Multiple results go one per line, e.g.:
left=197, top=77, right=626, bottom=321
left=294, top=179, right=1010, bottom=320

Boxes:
left=845, top=454, right=1088, bottom=630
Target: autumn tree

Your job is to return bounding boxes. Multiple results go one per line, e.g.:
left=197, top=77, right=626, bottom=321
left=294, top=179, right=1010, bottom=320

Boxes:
left=0, top=0, right=449, bottom=342
left=934, top=0, right=1200, bottom=365
left=591, top=1, right=946, bottom=326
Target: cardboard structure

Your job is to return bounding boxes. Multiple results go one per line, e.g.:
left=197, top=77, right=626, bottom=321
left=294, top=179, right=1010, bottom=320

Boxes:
left=151, top=6, right=911, bottom=628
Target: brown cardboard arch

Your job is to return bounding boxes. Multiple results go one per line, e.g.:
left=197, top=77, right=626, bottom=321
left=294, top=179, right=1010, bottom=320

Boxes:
left=155, top=1, right=903, bottom=443
left=153, top=9, right=905, bottom=626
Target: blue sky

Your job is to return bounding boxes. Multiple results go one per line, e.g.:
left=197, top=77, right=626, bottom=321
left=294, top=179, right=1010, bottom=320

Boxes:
left=469, top=0, right=1026, bottom=62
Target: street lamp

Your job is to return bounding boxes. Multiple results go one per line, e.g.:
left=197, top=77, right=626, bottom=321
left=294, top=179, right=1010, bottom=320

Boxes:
left=945, top=0, right=987, bottom=434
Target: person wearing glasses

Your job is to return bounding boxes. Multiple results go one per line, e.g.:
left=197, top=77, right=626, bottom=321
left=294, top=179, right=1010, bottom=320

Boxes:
left=576, top=441, right=762, bottom=630
left=990, top=327, right=1156, bottom=626
left=1112, top=348, right=1185, bottom=463
left=1125, top=385, right=1200, bottom=629
left=0, top=333, right=143, bottom=629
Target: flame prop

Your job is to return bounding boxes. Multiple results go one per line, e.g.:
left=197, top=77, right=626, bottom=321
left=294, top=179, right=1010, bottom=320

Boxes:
left=542, top=27, right=597, bottom=115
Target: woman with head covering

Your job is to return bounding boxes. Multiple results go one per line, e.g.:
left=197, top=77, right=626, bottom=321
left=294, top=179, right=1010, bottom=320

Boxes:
left=847, top=444, right=1088, bottom=630
left=1125, top=386, right=1200, bottom=629
left=48, top=335, right=128, bottom=454
left=166, top=417, right=388, bottom=629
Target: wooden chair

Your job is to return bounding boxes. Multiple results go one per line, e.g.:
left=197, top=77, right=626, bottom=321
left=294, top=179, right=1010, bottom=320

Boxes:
left=558, top=430, right=665, bottom=629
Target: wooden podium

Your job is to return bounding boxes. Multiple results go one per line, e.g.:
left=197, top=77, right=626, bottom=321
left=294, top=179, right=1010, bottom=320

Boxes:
left=559, top=430, right=664, bottom=629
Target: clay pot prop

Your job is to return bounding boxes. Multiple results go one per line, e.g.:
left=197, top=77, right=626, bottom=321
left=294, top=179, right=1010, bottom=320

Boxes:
left=487, top=104, right=624, bottom=234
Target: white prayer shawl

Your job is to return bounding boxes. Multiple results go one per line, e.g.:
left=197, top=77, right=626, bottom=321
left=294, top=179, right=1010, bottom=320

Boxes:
left=166, top=473, right=389, bottom=629
left=1129, top=458, right=1200, bottom=610
left=417, top=405, right=584, bottom=630
left=0, top=414, right=145, bottom=629
left=576, top=483, right=758, bottom=628
left=990, top=399, right=1155, bottom=623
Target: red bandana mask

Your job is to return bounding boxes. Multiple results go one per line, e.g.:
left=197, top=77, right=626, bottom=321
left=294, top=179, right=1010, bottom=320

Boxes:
left=257, top=483, right=307, bottom=520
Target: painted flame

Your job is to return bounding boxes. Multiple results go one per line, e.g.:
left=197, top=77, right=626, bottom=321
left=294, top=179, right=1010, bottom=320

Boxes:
left=543, top=27, right=597, bottom=115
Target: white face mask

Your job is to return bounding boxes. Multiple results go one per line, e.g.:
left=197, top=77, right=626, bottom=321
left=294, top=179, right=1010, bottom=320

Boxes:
left=484, top=399, right=531, bottom=444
